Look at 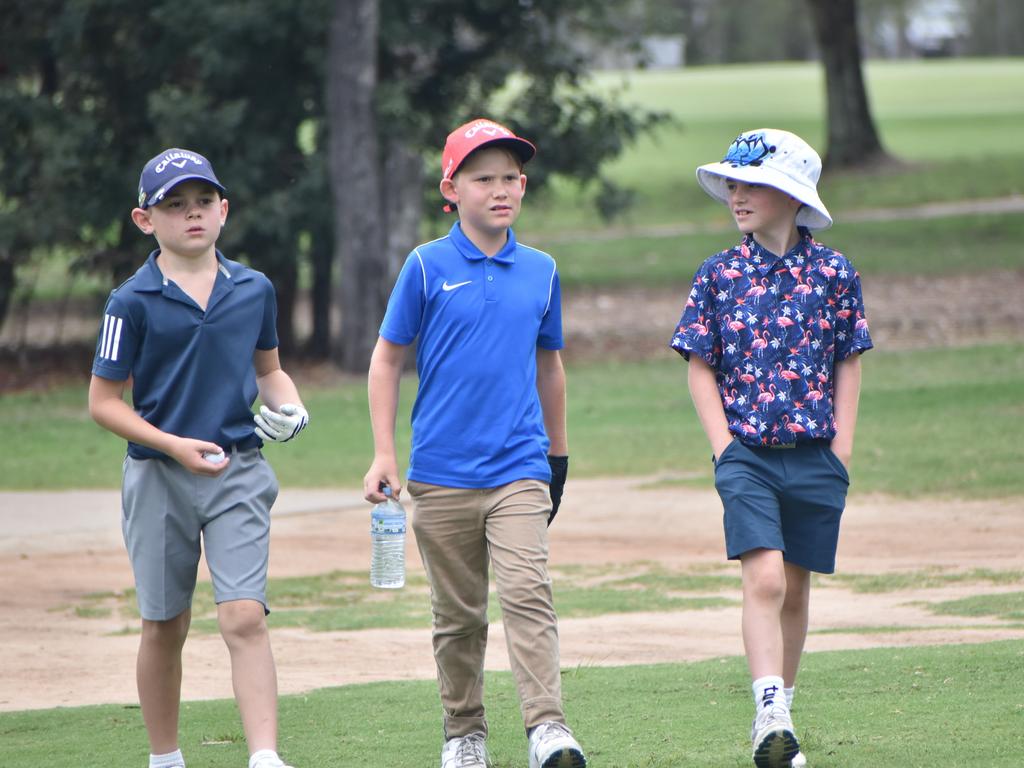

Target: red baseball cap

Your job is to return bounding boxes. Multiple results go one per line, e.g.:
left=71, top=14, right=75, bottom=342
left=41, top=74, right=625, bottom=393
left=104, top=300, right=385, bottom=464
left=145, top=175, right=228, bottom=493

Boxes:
left=441, top=118, right=536, bottom=182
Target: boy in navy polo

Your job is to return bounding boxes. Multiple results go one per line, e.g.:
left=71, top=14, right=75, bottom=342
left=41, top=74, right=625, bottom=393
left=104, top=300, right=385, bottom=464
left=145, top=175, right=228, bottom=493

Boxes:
left=363, top=119, right=585, bottom=768
left=670, top=129, right=872, bottom=768
left=89, top=148, right=309, bottom=768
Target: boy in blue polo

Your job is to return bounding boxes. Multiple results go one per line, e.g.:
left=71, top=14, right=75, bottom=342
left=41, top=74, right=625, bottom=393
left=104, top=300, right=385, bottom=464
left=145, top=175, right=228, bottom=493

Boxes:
left=363, top=119, right=585, bottom=768
left=89, top=148, right=309, bottom=768
left=670, top=129, right=872, bottom=768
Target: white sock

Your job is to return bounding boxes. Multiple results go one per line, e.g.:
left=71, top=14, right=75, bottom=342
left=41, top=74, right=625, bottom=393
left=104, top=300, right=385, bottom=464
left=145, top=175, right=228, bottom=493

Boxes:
left=150, top=749, right=184, bottom=768
left=753, top=675, right=786, bottom=710
left=785, top=686, right=795, bottom=709
left=249, top=749, right=282, bottom=768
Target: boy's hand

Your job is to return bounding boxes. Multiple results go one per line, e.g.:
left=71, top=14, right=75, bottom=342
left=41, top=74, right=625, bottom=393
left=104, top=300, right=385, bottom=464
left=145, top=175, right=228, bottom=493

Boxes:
left=364, top=457, right=402, bottom=503
left=547, top=455, right=569, bottom=526
left=830, top=442, right=853, bottom=469
left=171, top=438, right=231, bottom=476
left=254, top=404, right=309, bottom=443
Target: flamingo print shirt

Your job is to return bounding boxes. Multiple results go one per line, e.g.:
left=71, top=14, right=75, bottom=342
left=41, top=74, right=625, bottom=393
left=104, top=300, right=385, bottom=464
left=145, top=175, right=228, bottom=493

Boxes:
left=670, top=231, right=873, bottom=446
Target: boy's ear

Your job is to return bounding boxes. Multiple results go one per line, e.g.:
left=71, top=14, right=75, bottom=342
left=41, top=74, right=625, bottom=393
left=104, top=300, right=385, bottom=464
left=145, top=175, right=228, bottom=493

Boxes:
left=439, top=178, right=458, bottom=205
left=131, top=207, right=154, bottom=235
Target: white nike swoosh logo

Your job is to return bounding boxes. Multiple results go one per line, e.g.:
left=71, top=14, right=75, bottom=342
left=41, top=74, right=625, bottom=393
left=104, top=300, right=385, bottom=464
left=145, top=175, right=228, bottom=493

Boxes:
left=442, top=280, right=472, bottom=292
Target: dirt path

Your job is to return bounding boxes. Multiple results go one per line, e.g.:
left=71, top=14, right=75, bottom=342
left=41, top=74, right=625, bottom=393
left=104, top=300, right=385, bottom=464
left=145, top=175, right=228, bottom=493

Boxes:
left=2, top=479, right=1021, bottom=712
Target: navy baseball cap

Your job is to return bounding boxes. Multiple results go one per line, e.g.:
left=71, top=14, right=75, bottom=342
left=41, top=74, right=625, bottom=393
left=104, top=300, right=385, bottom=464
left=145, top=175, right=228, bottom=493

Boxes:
left=137, top=148, right=226, bottom=209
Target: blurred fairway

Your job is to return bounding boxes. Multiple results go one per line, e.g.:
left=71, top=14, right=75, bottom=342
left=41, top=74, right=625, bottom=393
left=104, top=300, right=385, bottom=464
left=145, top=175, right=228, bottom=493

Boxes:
left=5, top=343, right=1022, bottom=497
left=517, top=58, right=1024, bottom=235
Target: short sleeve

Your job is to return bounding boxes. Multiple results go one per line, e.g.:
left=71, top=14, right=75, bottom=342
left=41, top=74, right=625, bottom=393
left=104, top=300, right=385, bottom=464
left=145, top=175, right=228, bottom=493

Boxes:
left=379, top=252, right=426, bottom=345
left=257, top=277, right=279, bottom=351
left=91, top=291, right=138, bottom=381
left=832, top=264, right=873, bottom=360
left=537, top=266, right=563, bottom=351
left=669, top=259, right=722, bottom=367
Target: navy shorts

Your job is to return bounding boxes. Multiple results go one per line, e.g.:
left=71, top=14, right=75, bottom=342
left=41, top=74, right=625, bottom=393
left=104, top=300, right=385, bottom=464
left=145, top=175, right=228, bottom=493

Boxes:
left=713, top=439, right=849, bottom=574
left=122, top=447, right=279, bottom=620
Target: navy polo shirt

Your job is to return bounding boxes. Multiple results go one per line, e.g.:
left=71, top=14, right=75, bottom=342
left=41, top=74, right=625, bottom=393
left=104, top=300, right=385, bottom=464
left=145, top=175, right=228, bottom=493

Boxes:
left=380, top=222, right=563, bottom=488
left=92, top=249, right=278, bottom=459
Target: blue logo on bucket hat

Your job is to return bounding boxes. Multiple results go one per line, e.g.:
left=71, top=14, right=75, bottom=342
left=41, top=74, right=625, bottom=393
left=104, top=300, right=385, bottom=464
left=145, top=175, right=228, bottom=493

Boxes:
left=137, top=148, right=226, bottom=209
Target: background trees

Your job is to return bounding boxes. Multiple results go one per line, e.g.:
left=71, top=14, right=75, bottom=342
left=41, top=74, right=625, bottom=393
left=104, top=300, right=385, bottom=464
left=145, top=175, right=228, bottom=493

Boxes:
left=1, top=0, right=660, bottom=370
left=2, top=0, right=1019, bottom=369
left=805, top=0, right=889, bottom=167
left=0, top=0, right=330, bottom=351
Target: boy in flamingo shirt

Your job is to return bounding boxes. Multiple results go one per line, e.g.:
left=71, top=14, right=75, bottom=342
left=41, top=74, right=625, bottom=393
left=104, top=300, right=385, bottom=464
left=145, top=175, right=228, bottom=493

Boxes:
left=670, top=129, right=872, bottom=768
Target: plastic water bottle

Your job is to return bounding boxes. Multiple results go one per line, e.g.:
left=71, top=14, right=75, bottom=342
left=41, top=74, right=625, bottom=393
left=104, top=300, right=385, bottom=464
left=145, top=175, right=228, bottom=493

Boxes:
left=370, top=486, right=406, bottom=589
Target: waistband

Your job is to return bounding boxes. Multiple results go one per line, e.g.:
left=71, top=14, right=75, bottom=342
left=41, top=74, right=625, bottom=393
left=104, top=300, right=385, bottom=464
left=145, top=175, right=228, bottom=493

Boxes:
left=757, top=438, right=832, bottom=450
left=127, top=435, right=261, bottom=461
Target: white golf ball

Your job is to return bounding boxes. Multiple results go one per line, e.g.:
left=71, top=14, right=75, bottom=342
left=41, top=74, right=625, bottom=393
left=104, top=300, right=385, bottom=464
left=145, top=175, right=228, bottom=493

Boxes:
left=204, top=450, right=226, bottom=464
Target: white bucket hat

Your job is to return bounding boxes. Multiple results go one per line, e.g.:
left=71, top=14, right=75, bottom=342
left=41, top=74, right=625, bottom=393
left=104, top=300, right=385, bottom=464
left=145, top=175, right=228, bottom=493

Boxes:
left=696, top=129, right=832, bottom=230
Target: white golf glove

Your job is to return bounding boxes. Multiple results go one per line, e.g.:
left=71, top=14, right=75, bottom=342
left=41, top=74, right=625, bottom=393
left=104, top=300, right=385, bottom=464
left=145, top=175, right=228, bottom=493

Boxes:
left=254, top=403, right=309, bottom=443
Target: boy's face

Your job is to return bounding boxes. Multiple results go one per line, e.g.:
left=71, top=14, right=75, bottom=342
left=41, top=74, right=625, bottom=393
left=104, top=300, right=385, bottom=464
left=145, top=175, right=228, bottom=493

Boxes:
left=441, top=147, right=526, bottom=241
left=725, top=179, right=801, bottom=234
left=131, top=180, right=228, bottom=258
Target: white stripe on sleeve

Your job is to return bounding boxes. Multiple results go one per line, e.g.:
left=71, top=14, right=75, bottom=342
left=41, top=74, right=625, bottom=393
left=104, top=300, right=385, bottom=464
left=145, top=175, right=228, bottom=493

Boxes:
left=101, top=314, right=123, bottom=361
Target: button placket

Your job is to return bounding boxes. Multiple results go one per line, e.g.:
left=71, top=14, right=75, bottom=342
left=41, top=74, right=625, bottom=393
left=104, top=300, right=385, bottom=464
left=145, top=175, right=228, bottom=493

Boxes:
left=484, top=260, right=497, bottom=302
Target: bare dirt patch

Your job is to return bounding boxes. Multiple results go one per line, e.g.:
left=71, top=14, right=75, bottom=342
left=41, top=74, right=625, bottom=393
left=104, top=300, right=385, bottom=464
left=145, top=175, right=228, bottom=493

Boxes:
left=561, top=270, right=1024, bottom=362
left=3, top=269, right=1023, bottom=391
left=1, top=480, right=1021, bottom=712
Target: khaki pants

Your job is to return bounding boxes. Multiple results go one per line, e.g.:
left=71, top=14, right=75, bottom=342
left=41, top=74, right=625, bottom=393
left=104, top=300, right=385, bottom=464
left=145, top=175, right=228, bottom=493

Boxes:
left=408, top=478, right=565, bottom=739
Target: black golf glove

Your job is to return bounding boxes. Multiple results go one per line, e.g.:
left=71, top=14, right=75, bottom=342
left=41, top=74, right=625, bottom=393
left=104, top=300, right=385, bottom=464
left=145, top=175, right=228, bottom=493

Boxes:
left=547, top=455, right=569, bottom=526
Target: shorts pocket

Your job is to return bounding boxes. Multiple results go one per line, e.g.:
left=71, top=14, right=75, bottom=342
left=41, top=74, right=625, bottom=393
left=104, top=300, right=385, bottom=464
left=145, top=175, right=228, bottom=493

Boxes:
left=713, top=438, right=743, bottom=469
left=820, top=445, right=850, bottom=483
left=406, top=479, right=432, bottom=498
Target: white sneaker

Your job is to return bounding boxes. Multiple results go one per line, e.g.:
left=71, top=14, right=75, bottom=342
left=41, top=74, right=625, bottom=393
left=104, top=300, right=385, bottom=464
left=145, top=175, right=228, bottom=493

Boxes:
left=441, top=733, right=492, bottom=768
left=791, top=751, right=807, bottom=767
left=249, top=751, right=294, bottom=768
left=750, top=702, right=800, bottom=768
left=528, top=721, right=587, bottom=768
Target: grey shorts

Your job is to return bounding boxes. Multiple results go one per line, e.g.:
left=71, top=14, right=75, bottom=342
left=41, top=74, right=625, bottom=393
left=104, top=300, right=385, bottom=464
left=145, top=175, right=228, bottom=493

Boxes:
left=121, top=447, right=279, bottom=620
left=713, top=439, right=849, bottom=574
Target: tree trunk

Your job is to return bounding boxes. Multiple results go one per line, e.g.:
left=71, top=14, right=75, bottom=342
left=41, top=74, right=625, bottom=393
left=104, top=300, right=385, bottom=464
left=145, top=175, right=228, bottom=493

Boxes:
left=0, top=252, right=15, bottom=333
left=805, top=0, right=887, bottom=168
left=265, top=258, right=298, bottom=356
left=307, top=224, right=333, bottom=359
left=381, top=138, right=424, bottom=289
left=327, top=0, right=385, bottom=372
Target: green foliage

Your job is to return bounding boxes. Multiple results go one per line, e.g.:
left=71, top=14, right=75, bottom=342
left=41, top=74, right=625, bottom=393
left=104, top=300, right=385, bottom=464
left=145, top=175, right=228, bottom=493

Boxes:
left=0, top=1, right=661, bottom=353
left=3, top=642, right=1023, bottom=766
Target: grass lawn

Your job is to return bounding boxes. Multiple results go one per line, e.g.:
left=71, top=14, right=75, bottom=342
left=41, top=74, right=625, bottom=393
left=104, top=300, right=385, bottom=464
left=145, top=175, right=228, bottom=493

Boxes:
left=517, top=59, right=1024, bottom=236
left=546, top=210, right=1024, bottom=289
left=3, top=641, right=1022, bottom=767
left=66, top=561, right=1023, bottom=639
left=3, top=343, right=1022, bottom=497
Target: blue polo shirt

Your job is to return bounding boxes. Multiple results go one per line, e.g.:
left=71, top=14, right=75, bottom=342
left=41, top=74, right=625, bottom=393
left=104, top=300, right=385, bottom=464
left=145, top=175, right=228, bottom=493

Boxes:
left=380, top=222, right=563, bottom=488
left=92, top=249, right=279, bottom=459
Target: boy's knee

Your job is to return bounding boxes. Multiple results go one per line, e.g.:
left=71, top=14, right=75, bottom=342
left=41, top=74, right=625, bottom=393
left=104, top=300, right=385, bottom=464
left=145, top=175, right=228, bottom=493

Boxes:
left=141, top=609, right=191, bottom=645
left=746, top=569, right=787, bottom=604
left=217, top=599, right=268, bottom=643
